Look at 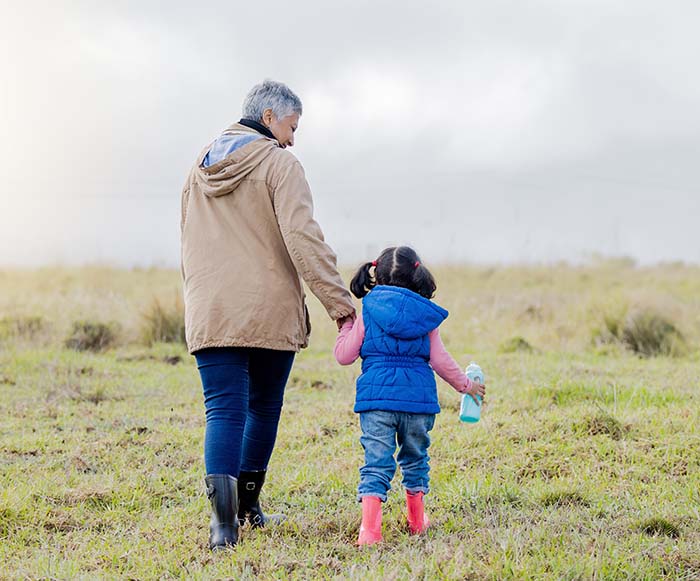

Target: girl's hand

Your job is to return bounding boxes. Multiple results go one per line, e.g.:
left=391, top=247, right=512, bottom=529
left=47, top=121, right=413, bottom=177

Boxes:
left=463, top=379, right=486, bottom=405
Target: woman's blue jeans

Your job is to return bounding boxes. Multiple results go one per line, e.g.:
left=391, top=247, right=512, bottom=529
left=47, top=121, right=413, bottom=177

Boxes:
left=194, top=347, right=295, bottom=477
left=358, top=410, right=436, bottom=502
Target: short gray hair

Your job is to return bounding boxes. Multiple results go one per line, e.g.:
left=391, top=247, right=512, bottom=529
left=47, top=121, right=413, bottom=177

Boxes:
left=242, top=80, right=303, bottom=121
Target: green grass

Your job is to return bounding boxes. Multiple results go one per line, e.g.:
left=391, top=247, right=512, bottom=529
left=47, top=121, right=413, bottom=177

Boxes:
left=1, top=264, right=699, bottom=579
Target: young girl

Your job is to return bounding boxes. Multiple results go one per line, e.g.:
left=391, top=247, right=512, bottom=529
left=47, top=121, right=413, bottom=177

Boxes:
left=334, top=246, right=486, bottom=546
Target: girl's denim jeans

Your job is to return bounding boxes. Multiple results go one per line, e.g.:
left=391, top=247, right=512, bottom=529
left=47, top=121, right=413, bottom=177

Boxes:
left=358, top=410, right=436, bottom=502
left=194, top=347, right=295, bottom=477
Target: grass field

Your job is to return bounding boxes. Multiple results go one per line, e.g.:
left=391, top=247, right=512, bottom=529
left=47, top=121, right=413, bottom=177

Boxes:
left=1, top=263, right=699, bottom=579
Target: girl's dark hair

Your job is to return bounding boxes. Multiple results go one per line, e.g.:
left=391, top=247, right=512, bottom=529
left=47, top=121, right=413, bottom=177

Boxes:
left=350, top=246, right=437, bottom=299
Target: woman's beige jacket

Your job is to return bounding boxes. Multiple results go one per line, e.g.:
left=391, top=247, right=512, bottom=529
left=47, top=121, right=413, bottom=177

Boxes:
left=180, top=123, right=354, bottom=353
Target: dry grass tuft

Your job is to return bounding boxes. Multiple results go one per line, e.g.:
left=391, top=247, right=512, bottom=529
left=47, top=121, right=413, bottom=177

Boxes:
left=0, top=315, right=46, bottom=342
left=540, top=490, right=589, bottom=508
left=621, top=310, right=685, bottom=357
left=638, top=517, right=681, bottom=538
left=65, top=320, right=119, bottom=352
left=140, top=296, right=185, bottom=345
left=583, top=411, right=627, bottom=440
left=499, top=336, right=533, bottom=353
left=594, top=307, right=685, bottom=357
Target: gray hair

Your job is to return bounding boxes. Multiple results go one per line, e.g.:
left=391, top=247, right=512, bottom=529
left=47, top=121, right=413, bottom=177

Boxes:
left=242, top=79, right=303, bottom=121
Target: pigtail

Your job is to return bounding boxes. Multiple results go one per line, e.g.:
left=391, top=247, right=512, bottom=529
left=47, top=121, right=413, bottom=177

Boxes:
left=412, top=262, right=437, bottom=299
left=350, top=262, right=376, bottom=299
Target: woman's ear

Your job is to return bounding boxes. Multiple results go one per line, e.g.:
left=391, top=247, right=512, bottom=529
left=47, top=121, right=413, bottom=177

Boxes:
left=261, top=108, right=274, bottom=127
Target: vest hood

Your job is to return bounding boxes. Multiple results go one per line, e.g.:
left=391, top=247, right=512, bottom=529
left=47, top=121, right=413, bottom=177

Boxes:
left=363, top=286, right=448, bottom=339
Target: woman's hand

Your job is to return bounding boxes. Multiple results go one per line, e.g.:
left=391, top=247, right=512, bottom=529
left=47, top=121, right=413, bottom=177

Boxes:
left=336, top=312, right=356, bottom=330
left=463, top=379, right=486, bottom=405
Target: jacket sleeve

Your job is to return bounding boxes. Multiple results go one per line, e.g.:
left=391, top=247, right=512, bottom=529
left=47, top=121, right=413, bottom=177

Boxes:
left=271, top=159, right=355, bottom=321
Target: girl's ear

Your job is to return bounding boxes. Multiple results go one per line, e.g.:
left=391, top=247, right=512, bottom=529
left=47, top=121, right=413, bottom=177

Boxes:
left=350, top=262, right=376, bottom=299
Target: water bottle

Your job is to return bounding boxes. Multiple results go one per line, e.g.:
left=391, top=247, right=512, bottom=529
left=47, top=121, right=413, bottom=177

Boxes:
left=460, top=362, right=483, bottom=423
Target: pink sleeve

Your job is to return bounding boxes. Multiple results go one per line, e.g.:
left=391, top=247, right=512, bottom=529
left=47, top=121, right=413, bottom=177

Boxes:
left=334, top=315, right=365, bottom=365
left=429, top=328, right=473, bottom=393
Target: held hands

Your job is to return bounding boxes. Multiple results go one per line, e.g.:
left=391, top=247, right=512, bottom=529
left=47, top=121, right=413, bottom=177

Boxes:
left=463, top=379, right=486, bottom=405
left=336, top=312, right=356, bottom=330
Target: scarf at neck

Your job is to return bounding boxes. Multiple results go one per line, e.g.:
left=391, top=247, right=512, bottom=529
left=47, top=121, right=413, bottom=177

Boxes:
left=238, top=118, right=276, bottom=141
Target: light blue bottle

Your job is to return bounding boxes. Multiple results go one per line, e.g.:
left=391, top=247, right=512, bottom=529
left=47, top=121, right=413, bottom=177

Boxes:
left=460, top=362, right=483, bottom=423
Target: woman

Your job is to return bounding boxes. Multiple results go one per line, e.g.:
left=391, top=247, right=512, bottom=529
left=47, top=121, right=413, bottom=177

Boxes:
left=180, top=80, right=355, bottom=550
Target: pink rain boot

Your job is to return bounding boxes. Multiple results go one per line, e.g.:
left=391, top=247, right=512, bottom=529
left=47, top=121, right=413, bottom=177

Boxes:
left=357, top=496, right=382, bottom=546
left=406, top=491, right=430, bottom=535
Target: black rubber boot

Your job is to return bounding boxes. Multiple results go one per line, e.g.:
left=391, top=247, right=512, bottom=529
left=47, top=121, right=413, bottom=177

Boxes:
left=237, top=470, right=286, bottom=528
left=204, top=474, right=240, bottom=550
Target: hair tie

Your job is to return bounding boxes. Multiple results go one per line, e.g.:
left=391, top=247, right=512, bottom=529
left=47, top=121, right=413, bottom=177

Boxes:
left=371, top=260, right=377, bottom=267
left=414, top=261, right=420, bottom=268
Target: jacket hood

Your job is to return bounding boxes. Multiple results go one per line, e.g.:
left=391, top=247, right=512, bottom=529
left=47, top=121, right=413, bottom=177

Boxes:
left=363, top=286, right=448, bottom=339
left=193, top=123, right=279, bottom=198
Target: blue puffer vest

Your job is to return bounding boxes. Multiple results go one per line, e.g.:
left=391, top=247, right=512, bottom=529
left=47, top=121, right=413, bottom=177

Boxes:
left=354, top=285, right=448, bottom=414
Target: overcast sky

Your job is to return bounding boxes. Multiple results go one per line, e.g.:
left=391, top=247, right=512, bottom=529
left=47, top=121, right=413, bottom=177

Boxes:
left=1, top=1, right=699, bottom=267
